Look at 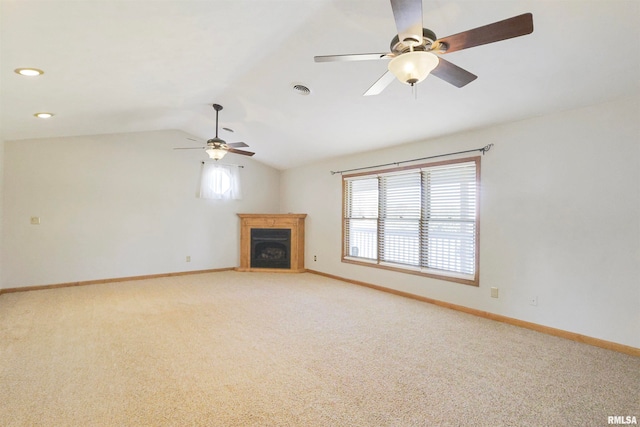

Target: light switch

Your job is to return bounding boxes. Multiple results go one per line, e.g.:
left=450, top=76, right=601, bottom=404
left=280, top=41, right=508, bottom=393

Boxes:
left=30, top=216, right=41, bottom=225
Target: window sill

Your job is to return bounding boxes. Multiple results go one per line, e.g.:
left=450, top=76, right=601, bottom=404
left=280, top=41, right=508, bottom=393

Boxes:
left=342, top=257, right=479, bottom=287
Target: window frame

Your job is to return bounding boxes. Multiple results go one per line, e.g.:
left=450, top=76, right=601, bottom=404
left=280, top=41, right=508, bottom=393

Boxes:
left=341, top=156, right=480, bottom=287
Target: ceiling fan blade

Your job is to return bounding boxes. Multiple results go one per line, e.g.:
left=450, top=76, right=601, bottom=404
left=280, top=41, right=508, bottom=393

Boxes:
left=363, top=70, right=397, bottom=96
left=186, top=137, right=200, bottom=142
left=430, top=57, right=478, bottom=88
left=227, top=142, right=249, bottom=148
left=227, top=147, right=255, bottom=157
left=435, top=13, right=533, bottom=54
left=390, top=0, right=424, bottom=45
left=314, top=53, right=391, bottom=63
left=173, top=147, right=204, bottom=150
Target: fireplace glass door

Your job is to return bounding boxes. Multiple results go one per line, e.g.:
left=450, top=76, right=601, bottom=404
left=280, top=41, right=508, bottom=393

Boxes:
left=250, top=228, right=291, bottom=269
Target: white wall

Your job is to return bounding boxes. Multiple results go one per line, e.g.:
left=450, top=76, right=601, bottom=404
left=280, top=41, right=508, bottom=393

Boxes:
left=0, top=137, right=4, bottom=289
left=280, top=95, right=640, bottom=348
left=2, top=130, right=280, bottom=288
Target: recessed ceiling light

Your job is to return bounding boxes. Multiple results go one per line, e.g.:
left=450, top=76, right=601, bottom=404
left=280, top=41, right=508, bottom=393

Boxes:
left=15, top=68, right=44, bottom=77
left=34, top=112, right=54, bottom=119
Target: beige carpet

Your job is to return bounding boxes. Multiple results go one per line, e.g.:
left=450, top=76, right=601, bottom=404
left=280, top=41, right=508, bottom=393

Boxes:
left=0, top=271, right=638, bottom=426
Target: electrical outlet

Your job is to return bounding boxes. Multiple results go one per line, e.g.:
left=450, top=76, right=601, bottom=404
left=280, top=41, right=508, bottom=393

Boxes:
left=490, top=287, right=499, bottom=298
left=30, top=216, right=41, bottom=225
left=186, top=256, right=191, bottom=262
left=529, top=296, right=538, bottom=306
left=313, top=255, right=317, bottom=262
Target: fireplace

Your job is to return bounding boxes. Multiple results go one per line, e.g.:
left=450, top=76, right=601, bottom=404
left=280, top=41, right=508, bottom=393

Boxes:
left=251, top=228, right=291, bottom=269
left=237, top=214, right=306, bottom=272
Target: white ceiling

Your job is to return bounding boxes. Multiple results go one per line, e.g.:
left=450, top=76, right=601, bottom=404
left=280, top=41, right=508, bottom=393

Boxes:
left=2, top=0, right=639, bottom=170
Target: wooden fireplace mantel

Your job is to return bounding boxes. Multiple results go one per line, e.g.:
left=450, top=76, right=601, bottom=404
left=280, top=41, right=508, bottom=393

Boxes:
left=237, top=214, right=307, bottom=273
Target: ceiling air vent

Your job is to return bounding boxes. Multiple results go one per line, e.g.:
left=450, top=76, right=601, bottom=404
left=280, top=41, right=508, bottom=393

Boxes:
left=292, top=83, right=311, bottom=96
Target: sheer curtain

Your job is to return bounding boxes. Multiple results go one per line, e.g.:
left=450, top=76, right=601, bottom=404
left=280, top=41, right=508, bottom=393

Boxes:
left=198, top=162, right=242, bottom=200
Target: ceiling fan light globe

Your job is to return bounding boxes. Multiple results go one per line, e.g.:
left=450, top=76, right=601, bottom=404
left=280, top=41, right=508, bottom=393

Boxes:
left=206, top=147, right=227, bottom=160
left=388, top=51, right=439, bottom=85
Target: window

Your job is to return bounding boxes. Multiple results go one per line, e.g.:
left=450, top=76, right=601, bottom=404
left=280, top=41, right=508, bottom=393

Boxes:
left=343, top=157, right=479, bottom=286
left=199, top=163, right=242, bottom=200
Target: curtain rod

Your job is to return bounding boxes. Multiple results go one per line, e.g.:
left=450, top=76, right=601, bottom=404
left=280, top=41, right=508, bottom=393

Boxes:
left=201, top=161, right=244, bottom=168
left=330, top=144, right=493, bottom=175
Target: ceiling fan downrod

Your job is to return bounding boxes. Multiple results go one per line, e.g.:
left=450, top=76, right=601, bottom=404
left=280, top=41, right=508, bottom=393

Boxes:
left=212, top=103, right=223, bottom=138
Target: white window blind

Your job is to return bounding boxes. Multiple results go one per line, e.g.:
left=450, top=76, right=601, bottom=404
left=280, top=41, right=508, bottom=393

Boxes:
left=343, top=158, right=479, bottom=285
left=422, top=162, right=477, bottom=275
left=380, top=172, right=421, bottom=266
left=344, top=177, right=378, bottom=260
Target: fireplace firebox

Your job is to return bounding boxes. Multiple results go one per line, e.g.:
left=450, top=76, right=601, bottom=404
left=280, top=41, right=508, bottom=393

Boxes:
left=251, top=228, right=291, bottom=269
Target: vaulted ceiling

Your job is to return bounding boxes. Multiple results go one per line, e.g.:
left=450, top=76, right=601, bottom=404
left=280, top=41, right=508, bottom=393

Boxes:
left=2, top=0, right=639, bottom=170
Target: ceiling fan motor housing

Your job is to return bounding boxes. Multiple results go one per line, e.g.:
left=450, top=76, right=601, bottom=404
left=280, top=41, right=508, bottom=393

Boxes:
left=207, top=137, right=226, bottom=147
left=390, top=28, right=437, bottom=54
